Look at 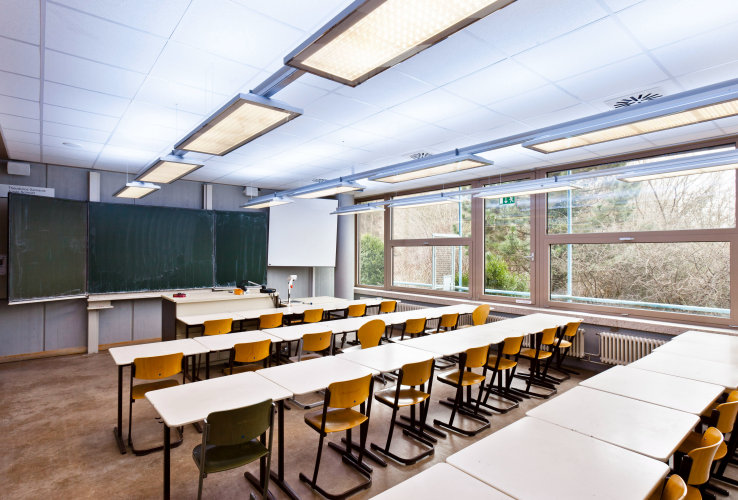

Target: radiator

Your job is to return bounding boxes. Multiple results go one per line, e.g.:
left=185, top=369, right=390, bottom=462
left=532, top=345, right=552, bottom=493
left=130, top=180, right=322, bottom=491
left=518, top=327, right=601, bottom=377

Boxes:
left=599, top=332, right=665, bottom=365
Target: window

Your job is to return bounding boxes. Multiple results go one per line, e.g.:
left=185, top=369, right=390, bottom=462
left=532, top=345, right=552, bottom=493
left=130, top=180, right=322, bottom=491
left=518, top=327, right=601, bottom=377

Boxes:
left=484, top=193, right=531, bottom=298
left=393, top=245, right=469, bottom=292
left=357, top=208, right=384, bottom=286
left=391, top=187, right=471, bottom=239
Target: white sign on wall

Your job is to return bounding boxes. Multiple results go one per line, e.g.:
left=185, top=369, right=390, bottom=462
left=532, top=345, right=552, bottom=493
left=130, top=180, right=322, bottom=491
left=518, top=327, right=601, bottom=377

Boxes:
left=0, top=184, right=55, bottom=198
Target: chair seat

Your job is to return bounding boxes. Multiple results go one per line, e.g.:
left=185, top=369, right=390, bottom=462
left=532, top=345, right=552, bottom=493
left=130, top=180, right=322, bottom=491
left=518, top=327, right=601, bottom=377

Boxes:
left=131, top=379, right=179, bottom=399
left=192, top=440, right=268, bottom=474
left=555, top=339, right=572, bottom=349
left=677, top=431, right=728, bottom=460
left=305, top=408, right=368, bottom=433
left=486, top=355, right=517, bottom=371
left=375, top=387, right=429, bottom=408
left=437, top=369, right=485, bottom=387
left=519, top=348, right=553, bottom=360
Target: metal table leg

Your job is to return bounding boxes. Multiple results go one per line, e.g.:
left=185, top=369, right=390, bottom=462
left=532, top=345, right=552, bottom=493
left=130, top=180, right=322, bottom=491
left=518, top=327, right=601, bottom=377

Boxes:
left=113, top=364, right=127, bottom=454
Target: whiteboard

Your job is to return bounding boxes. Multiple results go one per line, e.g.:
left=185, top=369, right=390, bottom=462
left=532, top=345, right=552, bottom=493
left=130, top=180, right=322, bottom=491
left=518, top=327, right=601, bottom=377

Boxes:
left=268, top=198, right=338, bottom=267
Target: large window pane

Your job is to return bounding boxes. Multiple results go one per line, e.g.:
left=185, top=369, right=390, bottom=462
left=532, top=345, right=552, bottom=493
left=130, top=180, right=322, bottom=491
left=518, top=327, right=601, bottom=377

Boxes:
left=550, top=242, right=730, bottom=317
left=391, top=187, right=471, bottom=239
left=357, top=209, right=384, bottom=286
left=393, top=246, right=469, bottom=292
left=484, top=195, right=531, bottom=298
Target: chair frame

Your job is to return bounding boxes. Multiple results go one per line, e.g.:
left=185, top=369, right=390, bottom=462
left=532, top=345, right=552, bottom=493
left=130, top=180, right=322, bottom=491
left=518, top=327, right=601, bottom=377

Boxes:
left=512, top=328, right=559, bottom=399
left=289, top=331, right=334, bottom=410
left=481, top=337, right=524, bottom=413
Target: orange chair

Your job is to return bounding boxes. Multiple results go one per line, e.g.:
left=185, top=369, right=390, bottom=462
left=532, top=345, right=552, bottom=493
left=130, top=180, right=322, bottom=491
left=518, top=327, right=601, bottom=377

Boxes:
left=258, top=312, right=283, bottom=329
left=514, top=327, right=558, bottom=399
left=458, top=304, right=490, bottom=329
left=343, top=318, right=386, bottom=351
left=289, top=331, right=334, bottom=409
left=659, top=475, right=687, bottom=500
left=481, top=335, right=525, bottom=413
left=676, top=427, right=723, bottom=499
left=552, top=320, right=582, bottom=377
left=379, top=300, right=397, bottom=314
left=302, top=308, right=324, bottom=324
left=347, top=303, right=367, bottom=318
left=203, top=318, right=232, bottom=336
left=224, top=339, right=272, bottom=374
left=399, top=317, right=427, bottom=340
left=433, top=313, right=459, bottom=333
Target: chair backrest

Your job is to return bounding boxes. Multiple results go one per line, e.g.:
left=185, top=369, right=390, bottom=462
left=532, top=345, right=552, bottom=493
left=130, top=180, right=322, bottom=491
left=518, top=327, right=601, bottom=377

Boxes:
left=302, top=331, right=332, bottom=353
left=328, top=374, right=372, bottom=409
left=404, top=317, right=427, bottom=336
left=347, top=303, right=367, bottom=317
left=502, top=336, right=525, bottom=356
left=686, top=427, right=723, bottom=486
left=400, top=358, right=434, bottom=387
left=714, top=390, right=738, bottom=434
left=204, top=318, right=232, bottom=336
left=302, top=308, right=324, bottom=323
left=133, top=352, right=183, bottom=380
left=439, top=313, right=459, bottom=329
left=206, top=399, right=273, bottom=446
left=541, top=327, right=558, bottom=345
left=259, top=312, right=283, bottom=329
left=233, top=339, right=271, bottom=364
left=357, top=319, right=385, bottom=349
left=471, top=304, right=490, bottom=326
left=660, top=475, right=687, bottom=500
left=564, top=321, right=581, bottom=338
left=379, top=300, right=397, bottom=313
left=464, top=345, right=490, bottom=368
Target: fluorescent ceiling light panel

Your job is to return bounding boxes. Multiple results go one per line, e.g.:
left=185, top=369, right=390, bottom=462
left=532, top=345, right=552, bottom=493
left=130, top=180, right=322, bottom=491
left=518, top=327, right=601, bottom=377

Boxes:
left=241, top=195, right=294, bottom=209
left=114, top=181, right=161, bottom=199
left=370, top=154, right=492, bottom=183
left=388, top=193, right=466, bottom=209
left=331, top=203, right=385, bottom=215
left=135, top=156, right=204, bottom=184
left=284, top=0, right=516, bottom=86
left=618, top=150, right=738, bottom=182
left=294, top=180, right=366, bottom=199
left=175, top=93, right=302, bottom=155
left=475, top=180, right=575, bottom=199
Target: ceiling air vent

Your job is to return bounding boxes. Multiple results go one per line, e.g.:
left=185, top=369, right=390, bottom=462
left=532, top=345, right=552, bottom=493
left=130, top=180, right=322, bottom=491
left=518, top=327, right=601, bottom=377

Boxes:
left=311, top=178, right=328, bottom=183
left=409, top=152, right=432, bottom=160
left=606, top=88, right=664, bottom=109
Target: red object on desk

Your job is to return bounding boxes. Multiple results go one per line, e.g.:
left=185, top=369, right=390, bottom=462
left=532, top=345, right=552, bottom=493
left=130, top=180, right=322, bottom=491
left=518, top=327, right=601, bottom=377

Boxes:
left=173, top=293, right=186, bottom=298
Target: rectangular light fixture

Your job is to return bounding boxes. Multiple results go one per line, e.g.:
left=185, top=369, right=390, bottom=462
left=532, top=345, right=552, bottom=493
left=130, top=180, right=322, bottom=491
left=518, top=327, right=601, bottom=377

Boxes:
left=618, top=150, right=738, bottom=182
left=523, top=80, right=738, bottom=154
left=175, top=93, right=302, bottom=156
left=388, top=192, right=466, bottom=209
left=114, top=181, right=161, bottom=199
left=294, top=180, right=365, bottom=198
left=241, top=195, right=294, bottom=209
left=284, top=0, right=516, bottom=87
left=475, top=179, right=575, bottom=199
left=331, top=203, right=385, bottom=215
left=370, top=153, right=492, bottom=183
left=135, top=156, right=204, bottom=184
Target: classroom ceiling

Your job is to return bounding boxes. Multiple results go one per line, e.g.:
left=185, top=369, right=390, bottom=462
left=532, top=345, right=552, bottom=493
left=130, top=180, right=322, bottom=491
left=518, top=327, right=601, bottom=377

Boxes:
left=1, top=0, right=738, bottom=197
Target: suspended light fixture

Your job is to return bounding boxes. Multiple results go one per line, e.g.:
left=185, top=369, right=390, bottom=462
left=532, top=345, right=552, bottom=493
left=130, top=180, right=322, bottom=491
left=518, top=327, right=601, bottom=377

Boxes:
left=174, top=93, right=302, bottom=155
left=330, top=203, right=385, bottom=215
left=284, top=0, right=516, bottom=87
left=293, top=180, right=366, bottom=198
left=114, top=181, right=161, bottom=199
left=135, top=156, right=204, bottom=184
left=475, top=178, right=576, bottom=199
left=617, top=149, right=738, bottom=182
left=370, top=152, right=492, bottom=183
left=241, top=194, right=294, bottom=209
left=388, top=192, right=467, bottom=209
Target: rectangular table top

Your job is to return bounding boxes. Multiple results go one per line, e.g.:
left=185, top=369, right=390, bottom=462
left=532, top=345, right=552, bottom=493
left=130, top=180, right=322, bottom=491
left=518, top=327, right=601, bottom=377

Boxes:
left=370, top=463, right=512, bottom=500
left=109, top=338, right=207, bottom=366
left=336, top=343, right=437, bottom=373
left=257, top=356, right=378, bottom=396
left=676, top=330, right=738, bottom=349
left=527, top=386, right=698, bottom=462
left=146, top=371, right=292, bottom=428
left=630, top=351, right=738, bottom=389
left=580, top=365, right=723, bottom=415
left=656, top=340, right=738, bottom=366
left=397, top=330, right=492, bottom=357
left=446, top=417, right=669, bottom=500
left=191, top=330, right=282, bottom=352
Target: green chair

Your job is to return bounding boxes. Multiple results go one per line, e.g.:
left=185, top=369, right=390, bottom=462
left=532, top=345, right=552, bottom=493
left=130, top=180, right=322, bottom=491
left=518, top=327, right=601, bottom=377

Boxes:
left=193, top=399, right=275, bottom=500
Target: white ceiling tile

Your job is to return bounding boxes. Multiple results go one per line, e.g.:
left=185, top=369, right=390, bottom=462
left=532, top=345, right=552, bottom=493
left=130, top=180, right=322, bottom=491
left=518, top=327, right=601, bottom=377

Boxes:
left=234, top=0, right=346, bottom=31
left=44, top=50, right=145, bottom=99
left=136, top=76, right=228, bottom=116
left=443, top=59, right=549, bottom=106
left=0, top=70, right=39, bottom=101
left=44, top=82, right=130, bottom=117
left=6, top=141, right=41, bottom=162
left=0, top=36, right=40, bottom=77
left=269, top=81, right=330, bottom=108
left=617, top=0, right=738, bottom=50
left=319, top=126, right=386, bottom=150
left=352, top=111, right=429, bottom=139
left=150, top=41, right=260, bottom=95
left=336, top=70, right=435, bottom=109
left=43, top=121, right=111, bottom=143
left=396, top=31, right=506, bottom=87
left=304, top=94, right=381, bottom=126
left=50, top=0, right=191, bottom=38
left=0, top=95, right=39, bottom=119
left=296, top=73, right=344, bottom=92
left=0, top=0, right=40, bottom=44
left=392, top=123, right=467, bottom=149
left=3, top=129, right=39, bottom=144
left=519, top=102, right=599, bottom=130
left=236, top=130, right=308, bottom=153
left=601, top=0, right=644, bottom=12
left=433, top=106, right=510, bottom=136
left=43, top=104, right=118, bottom=131
left=107, top=127, right=178, bottom=152
left=123, top=100, right=203, bottom=134
left=171, top=0, right=305, bottom=69
left=677, top=60, right=738, bottom=91
left=42, top=134, right=104, bottom=154
left=651, top=22, right=738, bottom=78
left=277, top=117, right=341, bottom=141
left=489, top=85, right=580, bottom=121
left=42, top=147, right=97, bottom=168
left=391, top=89, right=478, bottom=124
left=94, top=145, right=160, bottom=172
left=45, top=3, right=166, bottom=73
left=0, top=114, right=39, bottom=134
left=514, top=18, right=642, bottom=81
left=467, top=0, right=609, bottom=56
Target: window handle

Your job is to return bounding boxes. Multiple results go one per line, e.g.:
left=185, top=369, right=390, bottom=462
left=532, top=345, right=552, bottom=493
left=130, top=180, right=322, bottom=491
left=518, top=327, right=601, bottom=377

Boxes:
left=527, top=253, right=534, bottom=261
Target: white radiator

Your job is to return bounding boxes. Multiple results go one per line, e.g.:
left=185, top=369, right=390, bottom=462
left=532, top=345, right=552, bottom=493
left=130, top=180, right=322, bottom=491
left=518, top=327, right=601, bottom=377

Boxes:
left=599, top=332, right=665, bottom=365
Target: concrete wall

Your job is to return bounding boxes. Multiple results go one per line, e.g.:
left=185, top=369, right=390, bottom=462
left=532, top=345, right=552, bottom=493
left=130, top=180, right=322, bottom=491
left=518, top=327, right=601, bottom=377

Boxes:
left=0, top=161, right=334, bottom=358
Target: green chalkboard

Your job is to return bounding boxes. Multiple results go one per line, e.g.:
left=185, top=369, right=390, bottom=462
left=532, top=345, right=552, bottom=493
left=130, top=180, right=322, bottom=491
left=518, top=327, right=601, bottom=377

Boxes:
left=8, top=193, right=87, bottom=301
left=214, top=211, right=268, bottom=287
left=88, top=203, right=214, bottom=293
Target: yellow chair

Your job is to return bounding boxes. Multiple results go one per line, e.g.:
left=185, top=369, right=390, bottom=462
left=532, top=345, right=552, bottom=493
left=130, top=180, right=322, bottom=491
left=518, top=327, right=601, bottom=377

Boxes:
left=552, top=320, right=582, bottom=377
left=434, top=345, right=491, bottom=436
left=399, top=317, right=427, bottom=340
left=348, top=303, right=367, bottom=318
left=357, top=319, right=386, bottom=349
left=292, top=331, right=333, bottom=362
left=372, top=358, right=436, bottom=465
left=300, top=374, right=375, bottom=499
left=203, top=318, right=232, bottom=335
left=458, top=304, right=490, bottom=329
left=481, top=335, right=525, bottom=413
left=515, top=327, right=558, bottom=399
left=379, top=300, right=397, bottom=314
left=676, top=427, right=723, bottom=499
left=224, top=339, right=272, bottom=374
left=128, top=352, right=184, bottom=455
left=258, top=312, right=283, bottom=329
left=302, top=308, right=324, bottom=324
left=434, top=313, right=459, bottom=333
left=660, top=475, right=687, bottom=500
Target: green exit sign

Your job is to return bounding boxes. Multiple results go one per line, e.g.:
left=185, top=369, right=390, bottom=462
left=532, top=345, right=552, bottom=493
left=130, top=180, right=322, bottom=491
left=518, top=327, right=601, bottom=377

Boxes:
left=500, top=196, right=516, bottom=205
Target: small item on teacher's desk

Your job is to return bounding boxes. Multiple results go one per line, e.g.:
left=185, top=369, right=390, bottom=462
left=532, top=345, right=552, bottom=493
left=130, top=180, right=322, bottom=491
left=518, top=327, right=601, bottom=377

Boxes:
left=173, top=292, right=186, bottom=298
left=233, top=288, right=243, bottom=295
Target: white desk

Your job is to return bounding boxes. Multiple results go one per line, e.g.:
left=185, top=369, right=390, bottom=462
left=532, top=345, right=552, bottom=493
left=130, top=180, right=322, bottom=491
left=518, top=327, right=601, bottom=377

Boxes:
left=337, top=343, right=437, bottom=373
left=108, top=338, right=208, bottom=454
left=527, top=386, right=698, bottom=462
left=580, top=365, right=723, bottom=415
left=265, top=321, right=345, bottom=343
left=192, top=330, right=282, bottom=378
left=257, top=355, right=379, bottom=396
left=370, top=463, right=511, bottom=500
left=656, top=341, right=738, bottom=366
left=630, top=351, right=738, bottom=389
left=397, top=330, right=491, bottom=357
left=146, top=372, right=293, bottom=500
left=447, top=417, right=669, bottom=500
left=674, top=330, right=738, bottom=351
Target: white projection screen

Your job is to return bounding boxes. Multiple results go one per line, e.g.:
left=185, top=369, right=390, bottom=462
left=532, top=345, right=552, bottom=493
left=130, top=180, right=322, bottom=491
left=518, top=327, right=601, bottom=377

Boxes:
left=267, top=198, right=338, bottom=267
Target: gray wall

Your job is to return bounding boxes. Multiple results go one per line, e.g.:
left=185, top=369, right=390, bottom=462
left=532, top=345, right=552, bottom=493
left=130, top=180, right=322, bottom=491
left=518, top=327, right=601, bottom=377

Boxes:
left=0, top=161, right=333, bottom=357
